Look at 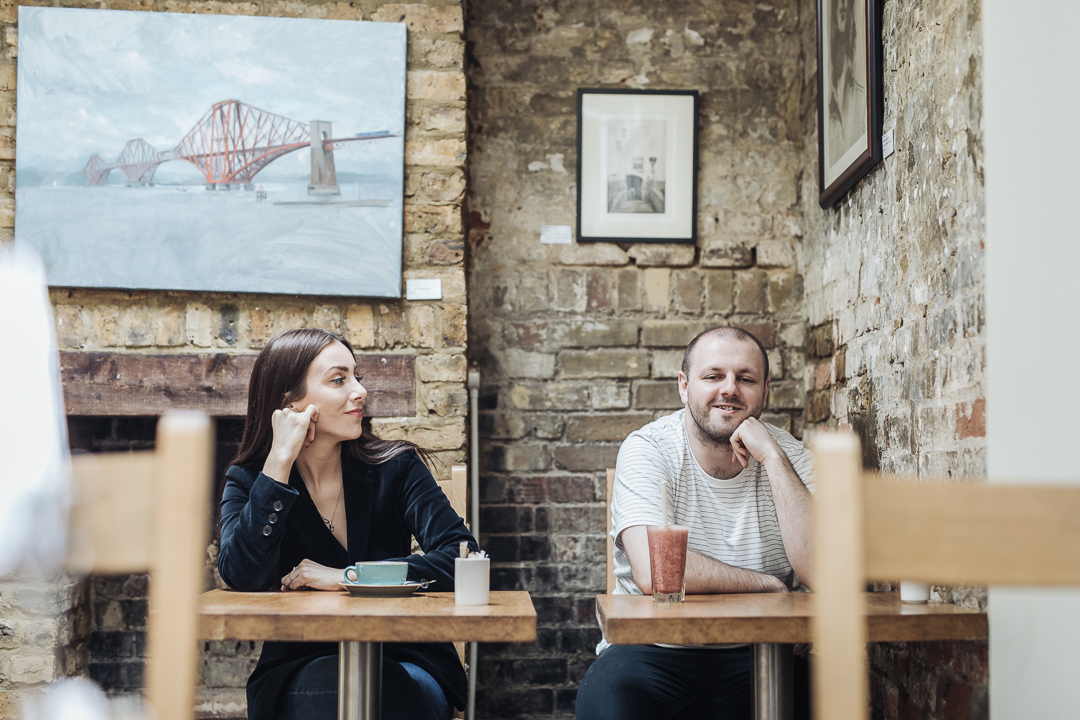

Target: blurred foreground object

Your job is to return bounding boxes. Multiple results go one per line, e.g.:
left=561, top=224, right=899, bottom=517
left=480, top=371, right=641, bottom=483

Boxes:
left=0, top=246, right=70, bottom=574
left=21, top=677, right=110, bottom=720
left=68, top=411, right=214, bottom=720
left=811, top=431, right=1080, bottom=720
left=20, top=677, right=146, bottom=720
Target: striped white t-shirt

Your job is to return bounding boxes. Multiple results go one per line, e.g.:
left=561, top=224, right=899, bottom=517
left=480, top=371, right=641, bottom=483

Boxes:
left=612, top=409, right=815, bottom=594
left=599, top=409, right=815, bottom=651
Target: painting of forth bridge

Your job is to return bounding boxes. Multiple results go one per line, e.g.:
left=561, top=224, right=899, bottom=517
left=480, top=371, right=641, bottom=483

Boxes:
left=14, top=6, right=407, bottom=298
left=85, top=99, right=394, bottom=197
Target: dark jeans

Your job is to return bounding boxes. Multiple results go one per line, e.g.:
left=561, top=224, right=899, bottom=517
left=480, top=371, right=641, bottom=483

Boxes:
left=276, top=654, right=452, bottom=720
left=575, top=645, right=810, bottom=720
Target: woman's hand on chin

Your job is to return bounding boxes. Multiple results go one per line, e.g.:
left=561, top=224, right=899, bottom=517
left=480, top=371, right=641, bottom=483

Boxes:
left=280, top=559, right=342, bottom=592
left=263, top=404, right=320, bottom=483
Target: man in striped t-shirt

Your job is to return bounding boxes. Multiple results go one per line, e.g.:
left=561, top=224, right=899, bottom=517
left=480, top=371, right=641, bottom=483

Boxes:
left=577, top=326, right=814, bottom=720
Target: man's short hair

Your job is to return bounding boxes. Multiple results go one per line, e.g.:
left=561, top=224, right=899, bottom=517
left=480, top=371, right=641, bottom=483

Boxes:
left=681, top=326, right=770, bottom=379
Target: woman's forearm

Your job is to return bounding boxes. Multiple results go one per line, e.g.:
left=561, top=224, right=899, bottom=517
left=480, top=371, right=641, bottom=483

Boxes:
left=261, top=452, right=294, bottom=485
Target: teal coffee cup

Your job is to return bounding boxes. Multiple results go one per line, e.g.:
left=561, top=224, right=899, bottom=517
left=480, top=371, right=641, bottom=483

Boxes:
left=343, top=561, right=409, bottom=586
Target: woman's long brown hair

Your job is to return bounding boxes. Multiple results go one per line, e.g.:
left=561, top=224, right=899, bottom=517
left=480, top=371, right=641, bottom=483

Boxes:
left=231, top=328, right=431, bottom=469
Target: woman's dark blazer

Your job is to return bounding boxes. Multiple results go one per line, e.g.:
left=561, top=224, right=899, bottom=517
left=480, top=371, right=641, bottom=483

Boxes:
left=218, top=449, right=477, bottom=720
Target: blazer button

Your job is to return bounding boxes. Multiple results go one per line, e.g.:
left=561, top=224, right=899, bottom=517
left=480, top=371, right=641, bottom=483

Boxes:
left=262, top=525, right=272, bottom=536
left=273, top=501, right=284, bottom=512
left=268, top=513, right=278, bottom=524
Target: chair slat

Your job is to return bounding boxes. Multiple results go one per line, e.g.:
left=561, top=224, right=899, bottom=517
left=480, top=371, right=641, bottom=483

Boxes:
left=865, top=481, right=1080, bottom=586
left=810, top=433, right=868, bottom=720
left=146, top=412, right=214, bottom=720
left=68, top=451, right=157, bottom=573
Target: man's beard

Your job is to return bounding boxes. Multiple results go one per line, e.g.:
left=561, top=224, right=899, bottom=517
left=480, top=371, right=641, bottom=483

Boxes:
left=686, top=396, right=763, bottom=447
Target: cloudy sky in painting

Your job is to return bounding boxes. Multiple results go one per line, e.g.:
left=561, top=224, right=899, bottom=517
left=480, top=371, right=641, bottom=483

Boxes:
left=16, top=7, right=406, bottom=177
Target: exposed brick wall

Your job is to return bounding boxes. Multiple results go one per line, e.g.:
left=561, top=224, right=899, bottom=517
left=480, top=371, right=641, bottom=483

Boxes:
left=466, top=1, right=807, bottom=716
left=87, top=575, right=150, bottom=695
left=795, top=0, right=988, bottom=716
left=0, top=0, right=466, bottom=715
left=0, top=574, right=89, bottom=714
left=1, top=0, right=997, bottom=716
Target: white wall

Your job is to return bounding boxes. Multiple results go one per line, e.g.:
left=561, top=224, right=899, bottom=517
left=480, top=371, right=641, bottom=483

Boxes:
left=983, top=1, right=1080, bottom=717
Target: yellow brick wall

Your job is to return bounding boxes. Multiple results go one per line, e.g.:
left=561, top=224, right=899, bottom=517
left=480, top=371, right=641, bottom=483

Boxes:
left=2, top=0, right=468, bottom=474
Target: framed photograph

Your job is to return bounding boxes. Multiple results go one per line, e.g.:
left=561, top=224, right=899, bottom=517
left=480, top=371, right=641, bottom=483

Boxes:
left=816, top=0, right=883, bottom=208
left=577, top=89, right=698, bottom=244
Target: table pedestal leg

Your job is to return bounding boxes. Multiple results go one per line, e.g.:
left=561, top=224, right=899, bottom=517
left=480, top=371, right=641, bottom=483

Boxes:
left=340, top=640, right=381, bottom=720
left=752, top=643, right=793, bottom=720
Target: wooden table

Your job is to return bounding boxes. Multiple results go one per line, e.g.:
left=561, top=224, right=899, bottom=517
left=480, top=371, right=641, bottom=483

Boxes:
left=596, top=591, right=986, bottom=720
left=200, top=589, right=537, bottom=720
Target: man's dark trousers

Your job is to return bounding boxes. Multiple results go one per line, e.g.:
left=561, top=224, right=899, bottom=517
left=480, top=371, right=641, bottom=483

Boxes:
left=575, top=644, right=810, bottom=720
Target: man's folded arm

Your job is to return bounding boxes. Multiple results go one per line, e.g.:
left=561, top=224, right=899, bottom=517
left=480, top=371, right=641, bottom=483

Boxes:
left=761, top=450, right=814, bottom=589
left=620, top=525, right=787, bottom=595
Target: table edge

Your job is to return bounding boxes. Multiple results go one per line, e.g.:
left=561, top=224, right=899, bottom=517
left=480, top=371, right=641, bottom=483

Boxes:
left=595, top=593, right=988, bottom=645
left=199, top=589, right=538, bottom=643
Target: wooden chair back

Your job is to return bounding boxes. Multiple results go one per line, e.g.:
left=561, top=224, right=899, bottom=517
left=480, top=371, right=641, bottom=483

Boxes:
left=440, top=464, right=469, bottom=528
left=811, top=431, right=1080, bottom=720
left=67, top=412, right=213, bottom=720
left=606, top=468, right=616, bottom=594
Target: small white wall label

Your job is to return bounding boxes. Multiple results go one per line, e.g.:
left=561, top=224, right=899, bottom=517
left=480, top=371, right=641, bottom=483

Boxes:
left=882, top=129, right=895, bottom=159
left=540, top=225, right=573, bottom=244
left=406, top=279, right=443, bottom=300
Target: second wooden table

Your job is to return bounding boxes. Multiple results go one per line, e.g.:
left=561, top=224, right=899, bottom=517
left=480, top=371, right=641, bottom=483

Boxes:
left=596, top=591, right=986, bottom=720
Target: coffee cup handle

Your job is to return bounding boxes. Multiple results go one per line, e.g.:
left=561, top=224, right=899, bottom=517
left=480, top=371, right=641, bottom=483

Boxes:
left=344, top=567, right=359, bottom=583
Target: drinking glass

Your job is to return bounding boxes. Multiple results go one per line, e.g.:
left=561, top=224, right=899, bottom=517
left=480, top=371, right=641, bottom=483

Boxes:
left=647, top=525, right=689, bottom=603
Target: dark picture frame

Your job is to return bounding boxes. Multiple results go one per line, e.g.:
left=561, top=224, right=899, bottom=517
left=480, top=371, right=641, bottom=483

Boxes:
left=816, top=0, right=883, bottom=208
left=576, top=89, right=699, bottom=244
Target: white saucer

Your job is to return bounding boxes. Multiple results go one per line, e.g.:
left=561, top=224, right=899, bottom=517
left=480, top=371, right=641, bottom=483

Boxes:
left=339, top=580, right=434, bottom=598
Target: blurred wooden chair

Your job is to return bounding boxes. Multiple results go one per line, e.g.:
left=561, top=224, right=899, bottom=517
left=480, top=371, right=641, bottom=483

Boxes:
left=67, top=411, right=214, bottom=720
left=439, top=464, right=469, bottom=531
left=811, top=432, right=1080, bottom=720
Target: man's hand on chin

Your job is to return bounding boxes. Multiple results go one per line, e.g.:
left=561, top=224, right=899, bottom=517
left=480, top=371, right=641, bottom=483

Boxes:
left=728, top=417, right=782, bottom=469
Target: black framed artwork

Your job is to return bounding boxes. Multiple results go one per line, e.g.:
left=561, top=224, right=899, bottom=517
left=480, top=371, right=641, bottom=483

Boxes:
left=816, top=0, right=883, bottom=208
left=576, top=89, right=699, bottom=243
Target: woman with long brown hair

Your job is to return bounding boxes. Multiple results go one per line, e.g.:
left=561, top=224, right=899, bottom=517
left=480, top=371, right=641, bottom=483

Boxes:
left=218, top=328, right=475, bottom=720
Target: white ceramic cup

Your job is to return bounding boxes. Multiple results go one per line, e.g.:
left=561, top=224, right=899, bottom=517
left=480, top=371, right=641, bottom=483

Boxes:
left=455, top=557, right=490, bottom=605
left=899, top=580, right=931, bottom=603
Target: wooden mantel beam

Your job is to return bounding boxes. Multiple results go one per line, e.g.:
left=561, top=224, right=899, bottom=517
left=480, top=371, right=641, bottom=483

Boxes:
left=59, top=352, right=415, bottom=418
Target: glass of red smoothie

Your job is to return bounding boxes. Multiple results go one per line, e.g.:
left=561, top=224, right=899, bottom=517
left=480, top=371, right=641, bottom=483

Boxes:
left=647, top=524, right=689, bottom=603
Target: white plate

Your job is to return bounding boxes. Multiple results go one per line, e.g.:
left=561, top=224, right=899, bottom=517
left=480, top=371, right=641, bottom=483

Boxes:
left=339, top=580, right=434, bottom=598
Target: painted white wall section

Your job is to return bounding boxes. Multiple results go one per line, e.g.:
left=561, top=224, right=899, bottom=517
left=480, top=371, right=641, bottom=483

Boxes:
left=983, top=1, right=1080, bottom=717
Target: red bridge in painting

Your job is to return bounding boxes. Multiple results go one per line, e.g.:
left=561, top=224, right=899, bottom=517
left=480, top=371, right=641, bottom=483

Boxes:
left=83, top=99, right=393, bottom=188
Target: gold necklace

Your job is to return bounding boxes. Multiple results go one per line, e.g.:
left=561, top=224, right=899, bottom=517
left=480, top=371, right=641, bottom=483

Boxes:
left=322, top=482, right=343, bottom=532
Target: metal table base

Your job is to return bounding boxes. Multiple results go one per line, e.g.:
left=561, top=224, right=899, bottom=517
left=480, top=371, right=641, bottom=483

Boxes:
left=337, top=638, right=790, bottom=720
left=752, top=643, right=793, bottom=720
left=340, top=641, right=382, bottom=720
